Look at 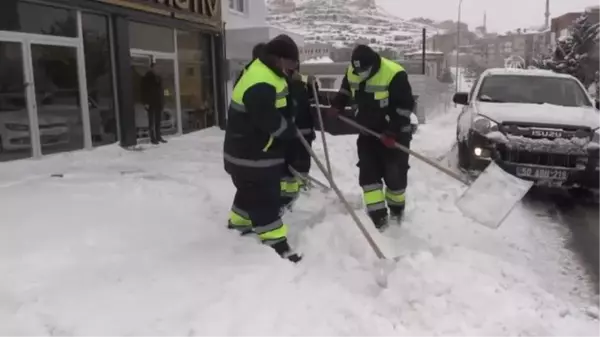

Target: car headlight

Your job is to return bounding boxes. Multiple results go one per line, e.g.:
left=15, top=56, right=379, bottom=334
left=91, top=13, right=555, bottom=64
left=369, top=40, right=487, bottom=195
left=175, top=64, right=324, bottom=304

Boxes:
left=472, top=115, right=498, bottom=135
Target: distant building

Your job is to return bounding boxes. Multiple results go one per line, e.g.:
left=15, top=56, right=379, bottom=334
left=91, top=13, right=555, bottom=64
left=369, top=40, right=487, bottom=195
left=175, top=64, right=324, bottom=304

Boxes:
left=403, top=50, right=446, bottom=77
left=472, top=28, right=551, bottom=68
left=300, top=43, right=332, bottom=62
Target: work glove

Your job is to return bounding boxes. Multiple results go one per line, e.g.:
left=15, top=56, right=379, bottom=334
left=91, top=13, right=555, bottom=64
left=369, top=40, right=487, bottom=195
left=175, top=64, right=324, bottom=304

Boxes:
left=380, top=131, right=397, bottom=148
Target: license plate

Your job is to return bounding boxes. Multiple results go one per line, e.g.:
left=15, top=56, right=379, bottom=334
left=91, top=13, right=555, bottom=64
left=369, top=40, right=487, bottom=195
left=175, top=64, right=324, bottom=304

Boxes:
left=515, top=166, right=569, bottom=180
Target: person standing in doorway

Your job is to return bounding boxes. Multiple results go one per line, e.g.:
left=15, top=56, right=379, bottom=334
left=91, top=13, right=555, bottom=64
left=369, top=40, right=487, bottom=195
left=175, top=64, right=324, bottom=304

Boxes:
left=141, top=57, right=167, bottom=144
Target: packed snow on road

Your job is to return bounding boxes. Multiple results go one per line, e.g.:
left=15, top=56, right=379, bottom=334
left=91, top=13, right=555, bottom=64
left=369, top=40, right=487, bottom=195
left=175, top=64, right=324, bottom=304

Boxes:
left=0, top=110, right=598, bottom=335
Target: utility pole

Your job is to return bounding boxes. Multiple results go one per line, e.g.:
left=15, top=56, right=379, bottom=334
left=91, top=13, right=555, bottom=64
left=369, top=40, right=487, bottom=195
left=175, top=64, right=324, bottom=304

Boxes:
left=544, top=0, right=550, bottom=29
left=455, top=0, right=464, bottom=93
left=422, top=28, right=426, bottom=75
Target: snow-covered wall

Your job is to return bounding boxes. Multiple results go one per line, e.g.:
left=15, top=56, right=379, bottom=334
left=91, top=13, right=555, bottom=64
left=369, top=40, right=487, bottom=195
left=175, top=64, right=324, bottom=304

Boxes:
left=221, top=0, right=268, bottom=30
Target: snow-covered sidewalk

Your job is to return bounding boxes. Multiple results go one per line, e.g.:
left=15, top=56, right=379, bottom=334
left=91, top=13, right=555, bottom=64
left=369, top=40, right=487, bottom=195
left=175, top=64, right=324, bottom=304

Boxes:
left=1, top=113, right=598, bottom=335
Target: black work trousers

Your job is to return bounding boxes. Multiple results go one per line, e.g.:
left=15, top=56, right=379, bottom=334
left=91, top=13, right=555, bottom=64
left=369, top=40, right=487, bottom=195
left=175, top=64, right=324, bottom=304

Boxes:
left=281, top=137, right=313, bottom=207
left=147, top=105, right=163, bottom=142
left=285, top=136, right=313, bottom=175
left=230, top=172, right=283, bottom=240
left=357, top=134, right=411, bottom=221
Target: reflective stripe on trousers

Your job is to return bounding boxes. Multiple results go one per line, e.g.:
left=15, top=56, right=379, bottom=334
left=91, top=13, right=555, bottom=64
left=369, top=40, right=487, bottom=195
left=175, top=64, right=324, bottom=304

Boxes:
left=254, top=218, right=288, bottom=246
left=229, top=205, right=252, bottom=229
left=223, top=153, right=284, bottom=168
left=385, top=188, right=406, bottom=206
left=362, top=183, right=386, bottom=212
left=281, top=176, right=300, bottom=197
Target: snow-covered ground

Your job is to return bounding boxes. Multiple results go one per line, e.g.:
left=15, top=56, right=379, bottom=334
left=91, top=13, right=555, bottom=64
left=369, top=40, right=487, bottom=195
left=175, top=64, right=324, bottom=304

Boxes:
left=1, top=111, right=598, bottom=335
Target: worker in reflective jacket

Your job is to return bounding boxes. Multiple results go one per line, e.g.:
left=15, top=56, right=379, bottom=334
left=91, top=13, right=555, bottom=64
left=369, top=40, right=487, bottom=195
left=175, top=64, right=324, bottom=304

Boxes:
left=233, top=42, right=266, bottom=86
left=280, top=66, right=319, bottom=210
left=330, top=45, right=416, bottom=230
left=223, top=35, right=302, bottom=263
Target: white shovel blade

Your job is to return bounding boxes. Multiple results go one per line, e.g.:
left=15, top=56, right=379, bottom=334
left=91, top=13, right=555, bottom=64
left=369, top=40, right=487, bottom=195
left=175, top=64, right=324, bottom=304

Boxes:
left=455, top=161, right=533, bottom=229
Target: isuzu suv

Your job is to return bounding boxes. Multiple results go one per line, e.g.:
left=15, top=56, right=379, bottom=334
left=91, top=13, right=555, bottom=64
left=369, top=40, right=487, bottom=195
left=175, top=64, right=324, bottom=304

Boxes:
left=454, top=68, right=599, bottom=191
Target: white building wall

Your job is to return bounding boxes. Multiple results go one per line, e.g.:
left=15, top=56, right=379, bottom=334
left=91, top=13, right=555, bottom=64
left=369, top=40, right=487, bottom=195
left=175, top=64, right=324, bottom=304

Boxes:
left=221, top=0, right=268, bottom=30
left=221, top=0, right=305, bottom=106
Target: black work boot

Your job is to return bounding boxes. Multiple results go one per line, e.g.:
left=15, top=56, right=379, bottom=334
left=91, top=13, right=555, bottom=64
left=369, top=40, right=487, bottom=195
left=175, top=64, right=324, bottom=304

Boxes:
left=371, top=214, right=389, bottom=231
left=389, top=206, right=405, bottom=225
left=368, top=208, right=389, bottom=231
left=272, top=240, right=302, bottom=263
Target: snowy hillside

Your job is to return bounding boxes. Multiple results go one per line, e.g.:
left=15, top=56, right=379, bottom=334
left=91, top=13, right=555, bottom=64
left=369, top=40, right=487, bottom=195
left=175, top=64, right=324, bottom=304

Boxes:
left=1, top=109, right=598, bottom=334
left=267, top=0, right=436, bottom=51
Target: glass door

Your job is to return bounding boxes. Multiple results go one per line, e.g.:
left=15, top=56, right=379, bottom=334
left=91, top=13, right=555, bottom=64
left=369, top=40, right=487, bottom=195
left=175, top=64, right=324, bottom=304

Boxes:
left=0, top=3, right=93, bottom=161
left=130, top=51, right=180, bottom=141
left=0, top=40, right=31, bottom=162
left=30, top=44, right=84, bottom=155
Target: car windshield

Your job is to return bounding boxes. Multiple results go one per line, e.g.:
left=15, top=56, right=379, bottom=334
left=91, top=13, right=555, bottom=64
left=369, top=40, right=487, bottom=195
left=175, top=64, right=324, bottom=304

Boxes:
left=477, top=75, right=592, bottom=107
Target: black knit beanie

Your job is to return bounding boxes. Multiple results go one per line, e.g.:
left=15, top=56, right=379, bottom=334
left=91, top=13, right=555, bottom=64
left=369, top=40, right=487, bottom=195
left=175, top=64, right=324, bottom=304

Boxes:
left=265, top=34, right=299, bottom=62
left=252, top=43, right=266, bottom=60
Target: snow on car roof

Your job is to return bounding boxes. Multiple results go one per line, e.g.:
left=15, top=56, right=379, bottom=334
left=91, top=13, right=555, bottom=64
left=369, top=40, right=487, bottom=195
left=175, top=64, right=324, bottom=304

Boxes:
left=482, top=68, right=576, bottom=79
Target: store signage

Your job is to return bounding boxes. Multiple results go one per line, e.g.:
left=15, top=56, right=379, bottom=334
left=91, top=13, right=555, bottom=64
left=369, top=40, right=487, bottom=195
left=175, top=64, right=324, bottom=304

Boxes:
left=98, top=0, right=221, bottom=21
left=149, top=0, right=219, bottom=18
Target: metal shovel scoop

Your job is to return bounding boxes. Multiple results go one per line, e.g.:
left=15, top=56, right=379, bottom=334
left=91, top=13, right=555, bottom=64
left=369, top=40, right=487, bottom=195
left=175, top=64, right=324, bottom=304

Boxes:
left=337, top=115, right=533, bottom=229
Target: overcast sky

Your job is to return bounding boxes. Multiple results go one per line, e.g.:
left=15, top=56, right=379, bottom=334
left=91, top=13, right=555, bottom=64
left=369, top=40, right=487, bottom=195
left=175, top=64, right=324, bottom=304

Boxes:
left=377, top=0, right=598, bottom=33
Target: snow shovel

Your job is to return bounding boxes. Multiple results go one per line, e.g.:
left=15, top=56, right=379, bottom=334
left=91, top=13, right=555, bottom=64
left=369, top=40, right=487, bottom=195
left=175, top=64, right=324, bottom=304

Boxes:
left=337, top=115, right=533, bottom=229
left=310, top=79, right=334, bottom=183
left=295, top=128, right=387, bottom=260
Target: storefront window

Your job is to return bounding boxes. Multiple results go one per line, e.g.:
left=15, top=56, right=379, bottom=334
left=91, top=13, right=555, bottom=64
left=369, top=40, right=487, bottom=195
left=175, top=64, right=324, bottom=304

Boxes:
left=177, top=30, right=215, bottom=133
left=0, top=41, right=31, bottom=162
left=129, top=21, right=174, bottom=52
left=82, top=12, right=117, bottom=146
left=0, top=1, right=77, bottom=37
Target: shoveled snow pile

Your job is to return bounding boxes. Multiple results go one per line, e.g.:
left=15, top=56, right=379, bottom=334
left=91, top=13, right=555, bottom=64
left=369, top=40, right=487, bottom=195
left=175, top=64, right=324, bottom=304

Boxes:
left=0, top=113, right=598, bottom=335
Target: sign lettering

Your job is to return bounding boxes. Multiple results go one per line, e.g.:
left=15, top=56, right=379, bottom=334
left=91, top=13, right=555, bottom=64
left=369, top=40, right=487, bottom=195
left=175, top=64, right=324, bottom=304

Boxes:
left=146, top=0, right=219, bottom=17
left=99, top=0, right=221, bottom=20
left=531, top=129, right=563, bottom=138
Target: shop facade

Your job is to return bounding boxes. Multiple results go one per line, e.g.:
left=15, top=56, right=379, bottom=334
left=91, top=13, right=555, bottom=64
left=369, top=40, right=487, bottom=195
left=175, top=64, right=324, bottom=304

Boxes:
left=0, top=0, right=226, bottom=162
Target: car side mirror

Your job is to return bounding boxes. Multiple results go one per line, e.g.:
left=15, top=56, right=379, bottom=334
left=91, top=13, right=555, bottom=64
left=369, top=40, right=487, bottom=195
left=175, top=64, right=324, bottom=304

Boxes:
left=453, top=92, right=469, bottom=105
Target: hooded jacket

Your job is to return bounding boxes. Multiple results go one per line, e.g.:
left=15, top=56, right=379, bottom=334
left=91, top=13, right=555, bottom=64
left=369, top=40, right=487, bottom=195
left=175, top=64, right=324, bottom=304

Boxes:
left=223, top=53, right=296, bottom=178
left=331, top=48, right=415, bottom=135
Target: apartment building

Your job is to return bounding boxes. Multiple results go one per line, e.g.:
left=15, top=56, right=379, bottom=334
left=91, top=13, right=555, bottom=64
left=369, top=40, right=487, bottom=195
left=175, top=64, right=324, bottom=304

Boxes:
left=300, top=43, right=332, bottom=62
left=472, top=28, right=551, bottom=68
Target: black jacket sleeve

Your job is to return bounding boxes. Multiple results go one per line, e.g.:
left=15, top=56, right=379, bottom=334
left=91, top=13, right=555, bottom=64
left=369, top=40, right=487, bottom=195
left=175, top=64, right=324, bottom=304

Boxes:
left=386, top=71, right=415, bottom=134
left=331, top=75, right=352, bottom=110
left=243, top=83, right=295, bottom=140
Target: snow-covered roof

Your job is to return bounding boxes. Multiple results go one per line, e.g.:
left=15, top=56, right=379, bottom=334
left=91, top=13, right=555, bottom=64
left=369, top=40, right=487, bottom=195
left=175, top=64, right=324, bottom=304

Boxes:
left=404, top=50, right=444, bottom=56
left=303, top=56, right=334, bottom=64
left=482, top=68, right=577, bottom=79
